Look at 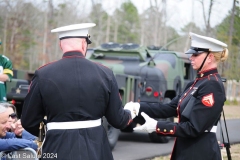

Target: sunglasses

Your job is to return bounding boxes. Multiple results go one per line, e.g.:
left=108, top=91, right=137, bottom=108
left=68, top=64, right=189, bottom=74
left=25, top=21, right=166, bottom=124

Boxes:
left=191, top=54, right=201, bottom=57
left=9, top=113, right=17, bottom=119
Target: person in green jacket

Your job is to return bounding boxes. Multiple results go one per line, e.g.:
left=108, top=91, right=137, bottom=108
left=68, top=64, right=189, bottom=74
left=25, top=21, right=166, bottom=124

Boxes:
left=0, top=40, right=13, bottom=102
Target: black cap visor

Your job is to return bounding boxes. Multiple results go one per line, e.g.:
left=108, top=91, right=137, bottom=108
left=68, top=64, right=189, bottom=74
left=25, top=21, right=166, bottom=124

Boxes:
left=185, top=47, right=209, bottom=54
left=60, top=35, right=92, bottom=44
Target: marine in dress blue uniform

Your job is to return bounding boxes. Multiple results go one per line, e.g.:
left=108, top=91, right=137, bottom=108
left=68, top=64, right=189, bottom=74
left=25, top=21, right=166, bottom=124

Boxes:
left=21, top=23, right=132, bottom=160
left=125, top=32, right=228, bottom=160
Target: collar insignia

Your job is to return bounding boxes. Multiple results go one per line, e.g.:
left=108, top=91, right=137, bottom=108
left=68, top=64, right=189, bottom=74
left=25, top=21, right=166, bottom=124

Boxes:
left=191, top=87, right=198, bottom=95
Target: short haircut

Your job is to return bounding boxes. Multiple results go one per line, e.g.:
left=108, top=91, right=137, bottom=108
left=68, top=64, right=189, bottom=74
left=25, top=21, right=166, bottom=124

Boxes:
left=0, top=102, right=17, bottom=113
left=0, top=103, right=8, bottom=114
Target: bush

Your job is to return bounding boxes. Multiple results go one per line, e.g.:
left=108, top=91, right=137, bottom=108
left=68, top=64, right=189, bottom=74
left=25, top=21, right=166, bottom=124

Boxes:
left=224, top=99, right=239, bottom=106
left=225, top=100, right=231, bottom=105
left=232, top=99, right=239, bottom=105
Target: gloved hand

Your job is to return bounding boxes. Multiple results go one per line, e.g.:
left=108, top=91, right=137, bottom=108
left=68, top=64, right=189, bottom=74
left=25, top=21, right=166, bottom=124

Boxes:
left=133, top=112, right=157, bottom=133
left=124, top=101, right=140, bottom=119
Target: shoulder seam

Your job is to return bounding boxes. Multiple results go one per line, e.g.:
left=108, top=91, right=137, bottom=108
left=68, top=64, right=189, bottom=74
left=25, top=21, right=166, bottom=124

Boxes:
left=92, top=61, right=110, bottom=69
left=38, top=60, right=58, bottom=70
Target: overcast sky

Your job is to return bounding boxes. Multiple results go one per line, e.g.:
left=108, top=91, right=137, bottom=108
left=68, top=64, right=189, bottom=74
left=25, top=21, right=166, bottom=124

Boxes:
left=38, top=0, right=234, bottom=32
left=101, top=0, right=234, bottom=32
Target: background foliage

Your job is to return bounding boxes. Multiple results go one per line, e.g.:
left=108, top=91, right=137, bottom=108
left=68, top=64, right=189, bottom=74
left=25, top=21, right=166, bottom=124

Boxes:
left=0, top=0, right=239, bottom=80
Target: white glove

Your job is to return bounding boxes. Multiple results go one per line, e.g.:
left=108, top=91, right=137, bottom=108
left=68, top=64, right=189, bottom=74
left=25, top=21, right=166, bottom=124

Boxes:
left=124, top=101, right=140, bottom=119
left=133, top=112, right=157, bottom=133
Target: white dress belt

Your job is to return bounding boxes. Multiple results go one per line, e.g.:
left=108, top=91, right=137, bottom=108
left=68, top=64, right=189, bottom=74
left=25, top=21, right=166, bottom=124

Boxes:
left=205, top=125, right=217, bottom=133
left=47, top=119, right=101, bottom=131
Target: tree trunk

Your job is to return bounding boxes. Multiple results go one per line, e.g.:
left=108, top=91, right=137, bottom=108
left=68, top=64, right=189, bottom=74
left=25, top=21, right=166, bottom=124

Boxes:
left=42, top=2, right=48, bottom=65
left=114, top=19, right=119, bottom=42
left=140, top=16, right=145, bottom=45
left=198, top=0, right=214, bottom=36
left=10, top=18, right=17, bottom=56
left=206, top=0, right=213, bottom=36
left=162, top=0, right=167, bottom=47
left=106, top=14, right=110, bottom=43
left=3, top=13, right=8, bottom=55
left=228, top=0, right=236, bottom=46
left=184, top=0, right=194, bottom=52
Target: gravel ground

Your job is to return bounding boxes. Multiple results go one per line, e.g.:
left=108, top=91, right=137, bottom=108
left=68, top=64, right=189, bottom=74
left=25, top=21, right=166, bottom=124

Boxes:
left=222, top=105, right=240, bottom=119
left=221, top=143, right=240, bottom=160
left=221, top=105, right=240, bottom=160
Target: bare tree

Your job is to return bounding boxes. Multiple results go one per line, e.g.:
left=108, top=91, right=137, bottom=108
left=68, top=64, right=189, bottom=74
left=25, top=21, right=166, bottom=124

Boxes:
left=161, top=0, right=167, bottom=46
left=106, top=14, right=110, bottom=42
left=113, top=14, right=119, bottom=42
left=147, top=0, right=168, bottom=46
left=0, top=0, right=238, bottom=75
left=3, top=13, right=8, bottom=55
left=184, top=0, right=195, bottom=52
left=42, top=1, right=49, bottom=65
left=149, top=0, right=161, bottom=46
left=228, top=0, right=237, bottom=46
left=198, top=0, right=214, bottom=36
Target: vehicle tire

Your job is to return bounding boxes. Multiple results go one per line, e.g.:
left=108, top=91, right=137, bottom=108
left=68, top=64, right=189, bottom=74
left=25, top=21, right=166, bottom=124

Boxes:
left=102, top=117, right=120, bottom=150
left=164, top=98, right=174, bottom=123
left=176, top=82, right=181, bottom=96
left=148, top=97, right=173, bottom=143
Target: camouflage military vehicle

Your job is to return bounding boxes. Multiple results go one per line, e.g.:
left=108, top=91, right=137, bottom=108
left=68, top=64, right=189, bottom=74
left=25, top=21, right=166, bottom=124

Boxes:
left=87, top=42, right=196, bottom=146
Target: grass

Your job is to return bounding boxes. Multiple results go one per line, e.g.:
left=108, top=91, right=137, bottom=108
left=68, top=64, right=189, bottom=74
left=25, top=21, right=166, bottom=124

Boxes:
left=221, top=105, right=240, bottom=119
left=224, top=100, right=239, bottom=106
left=222, top=143, right=240, bottom=160
left=152, top=105, right=240, bottom=160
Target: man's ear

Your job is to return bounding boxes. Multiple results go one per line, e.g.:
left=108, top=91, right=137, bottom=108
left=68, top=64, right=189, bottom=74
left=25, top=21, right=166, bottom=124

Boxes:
left=81, top=39, right=88, bottom=55
left=59, top=41, right=63, bottom=51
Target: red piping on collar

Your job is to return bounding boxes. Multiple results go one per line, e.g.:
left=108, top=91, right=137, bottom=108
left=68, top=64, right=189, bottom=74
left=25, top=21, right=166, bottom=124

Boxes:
left=38, top=61, right=57, bottom=70
left=63, top=50, right=84, bottom=54
left=198, top=67, right=217, bottom=74
left=62, top=55, right=84, bottom=59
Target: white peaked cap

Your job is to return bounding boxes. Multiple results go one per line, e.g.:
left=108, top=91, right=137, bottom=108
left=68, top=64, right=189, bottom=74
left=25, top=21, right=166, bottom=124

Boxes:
left=51, top=23, right=96, bottom=39
left=189, top=32, right=227, bottom=52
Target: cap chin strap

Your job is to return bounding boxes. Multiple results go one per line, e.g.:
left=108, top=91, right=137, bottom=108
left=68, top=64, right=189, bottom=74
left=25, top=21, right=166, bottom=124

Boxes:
left=60, top=36, right=92, bottom=44
left=198, top=52, right=210, bottom=73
